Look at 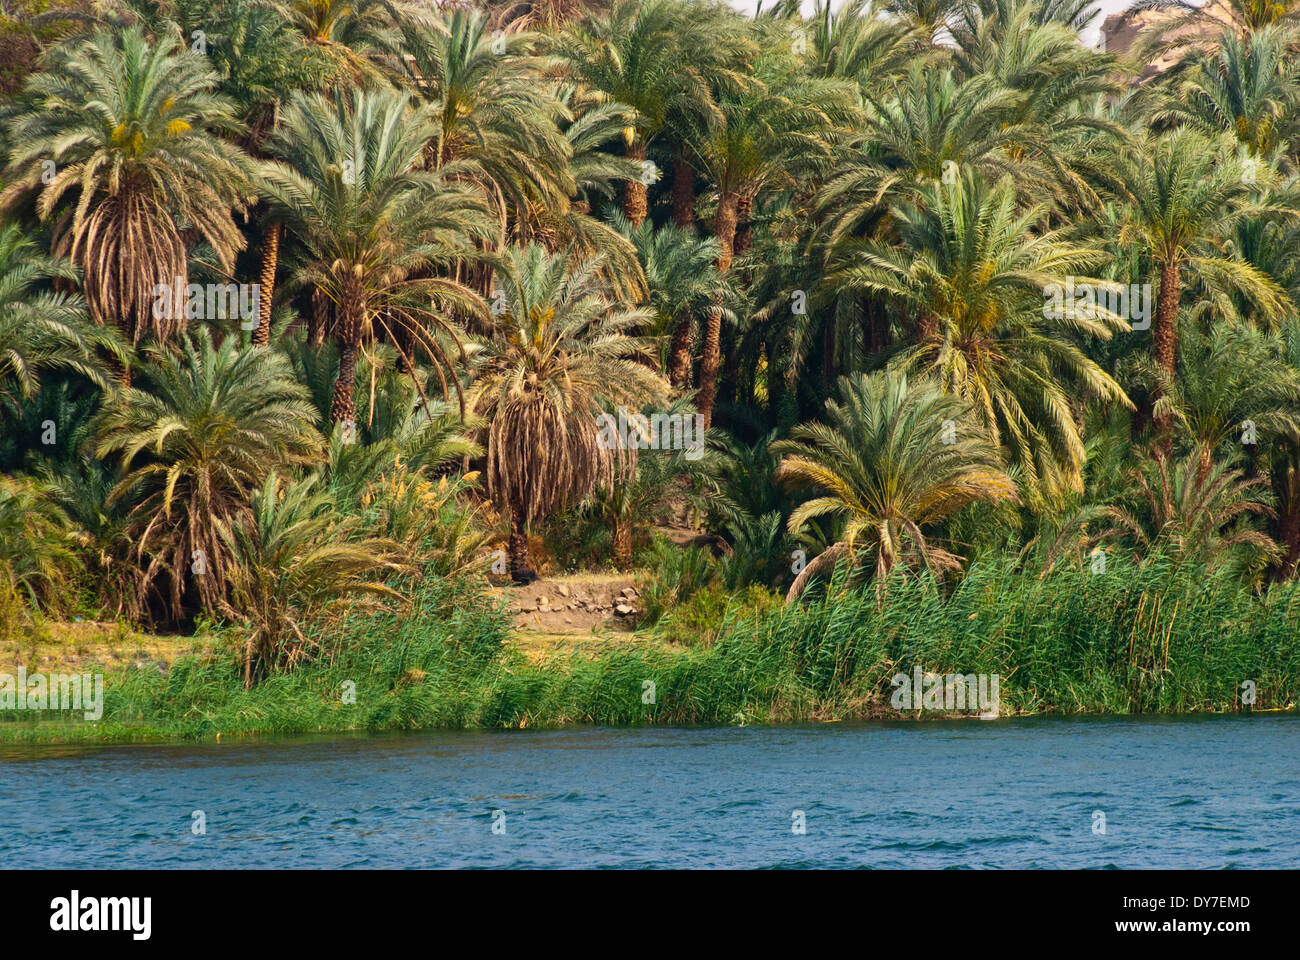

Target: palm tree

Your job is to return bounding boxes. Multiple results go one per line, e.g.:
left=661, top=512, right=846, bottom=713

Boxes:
left=1110, top=128, right=1291, bottom=395
left=798, top=0, right=914, bottom=87
left=1, top=26, right=251, bottom=350
left=832, top=172, right=1133, bottom=503
left=219, top=472, right=404, bottom=688
left=0, top=474, right=77, bottom=615
left=585, top=396, right=711, bottom=568
left=1154, top=25, right=1300, bottom=162
left=773, top=368, right=1018, bottom=602
left=884, top=0, right=966, bottom=45
left=279, top=0, right=404, bottom=85
left=207, top=0, right=336, bottom=346
left=1155, top=321, right=1300, bottom=479
left=94, top=330, right=322, bottom=623
left=0, top=222, right=121, bottom=403
left=1101, top=449, right=1279, bottom=576
left=616, top=212, right=730, bottom=388
left=258, top=87, right=494, bottom=425
left=467, top=243, right=668, bottom=581
left=398, top=7, right=572, bottom=218
left=1132, top=0, right=1300, bottom=67
left=552, top=0, right=736, bottom=226
left=688, top=71, right=850, bottom=427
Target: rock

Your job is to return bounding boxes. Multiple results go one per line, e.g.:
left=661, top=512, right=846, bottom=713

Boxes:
left=536, top=596, right=548, bottom=607
left=557, top=584, right=570, bottom=597
left=621, top=587, right=638, bottom=599
left=519, top=604, right=536, bottom=613
left=615, top=603, right=635, bottom=616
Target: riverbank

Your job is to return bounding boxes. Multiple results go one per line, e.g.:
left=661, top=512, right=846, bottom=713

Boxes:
left=3, top=558, right=1298, bottom=744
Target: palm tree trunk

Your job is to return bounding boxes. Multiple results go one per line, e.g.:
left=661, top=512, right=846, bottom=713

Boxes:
left=1154, top=259, right=1180, bottom=379
left=669, top=317, right=693, bottom=388
left=863, top=295, right=888, bottom=355
left=671, top=153, right=694, bottom=227
left=330, top=276, right=362, bottom=425
left=1197, top=441, right=1214, bottom=486
left=394, top=324, right=415, bottom=375
left=309, top=287, right=329, bottom=347
left=612, top=516, right=633, bottom=570
left=623, top=139, right=649, bottom=227
left=785, top=542, right=848, bottom=604
left=735, top=193, right=753, bottom=254
left=1152, top=259, right=1181, bottom=452
left=252, top=221, right=280, bottom=346
left=697, top=191, right=738, bottom=430
left=509, top=509, right=533, bottom=583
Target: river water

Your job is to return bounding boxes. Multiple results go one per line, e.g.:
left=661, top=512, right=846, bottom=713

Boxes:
left=1, top=715, right=1296, bottom=868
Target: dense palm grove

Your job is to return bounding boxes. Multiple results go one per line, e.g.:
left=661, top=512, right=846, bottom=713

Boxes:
left=3, top=0, right=1300, bottom=689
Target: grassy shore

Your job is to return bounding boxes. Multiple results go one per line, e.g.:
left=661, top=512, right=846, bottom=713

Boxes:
left=2, top=556, right=1298, bottom=745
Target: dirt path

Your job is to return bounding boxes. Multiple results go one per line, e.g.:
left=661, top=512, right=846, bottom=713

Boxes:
left=490, top=573, right=643, bottom=633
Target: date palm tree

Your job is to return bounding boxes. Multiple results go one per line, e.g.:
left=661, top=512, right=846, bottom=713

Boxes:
left=1154, top=322, right=1300, bottom=480
left=688, top=72, right=850, bottom=427
left=258, top=87, right=494, bottom=425
left=1101, top=449, right=1279, bottom=576
left=398, top=7, right=572, bottom=218
left=279, top=0, right=405, bottom=85
left=94, top=329, right=322, bottom=624
left=552, top=0, right=738, bottom=227
left=1, top=26, right=251, bottom=350
left=616, top=212, right=730, bottom=388
left=1153, top=24, right=1300, bottom=162
left=467, top=242, right=668, bottom=581
left=832, top=172, right=1133, bottom=503
left=1109, top=128, right=1292, bottom=422
left=774, top=368, right=1018, bottom=602
left=1132, top=0, right=1300, bottom=67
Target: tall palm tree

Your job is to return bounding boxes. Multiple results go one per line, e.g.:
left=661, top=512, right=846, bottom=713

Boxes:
left=94, top=330, right=322, bottom=623
left=553, top=0, right=738, bottom=226
left=1, top=26, right=251, bottom=350
left=833, top=172, right=1133, bottom=503
left=466, top=243, right=668, bottom=581
left=398, top=7, right=573, bottom=218
left=1109, top=128, right=1291, bottom=414
left=0, top=222, right=121, bottom=403
left=688, top=71, right=850, bottom=427
left=258, top=87, right=494, bottom=425
left=616, top=212, right=731, bottom=388
left=206, top=0, right=336, bottom=346
left=773, top=368, right=1018, bottom=602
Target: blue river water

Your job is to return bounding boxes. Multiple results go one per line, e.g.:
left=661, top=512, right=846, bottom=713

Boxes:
left=1, top=715, right=1296, bottom=868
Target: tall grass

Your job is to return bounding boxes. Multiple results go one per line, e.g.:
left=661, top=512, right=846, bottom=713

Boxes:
left=3, top=552, right=1296, bottom=743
